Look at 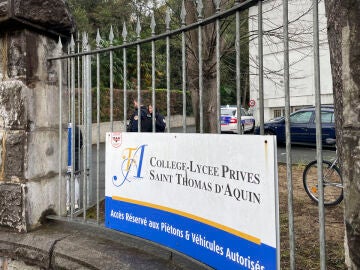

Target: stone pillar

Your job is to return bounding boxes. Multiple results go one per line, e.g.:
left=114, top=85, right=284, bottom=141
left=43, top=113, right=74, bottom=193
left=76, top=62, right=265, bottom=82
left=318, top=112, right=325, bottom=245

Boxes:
left=0, top=0, right=74, bottom=231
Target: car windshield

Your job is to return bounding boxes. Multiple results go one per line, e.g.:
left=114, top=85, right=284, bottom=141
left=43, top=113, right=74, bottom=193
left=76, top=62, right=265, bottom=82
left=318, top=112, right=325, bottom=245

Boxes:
left=221, top=108, right=236, bottom=116
left=221, top=108, right=248, bottom=117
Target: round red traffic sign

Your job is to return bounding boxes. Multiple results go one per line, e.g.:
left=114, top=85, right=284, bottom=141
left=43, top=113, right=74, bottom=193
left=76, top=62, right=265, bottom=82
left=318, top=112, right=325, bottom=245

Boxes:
left=249, top=99, right=256, bottom=107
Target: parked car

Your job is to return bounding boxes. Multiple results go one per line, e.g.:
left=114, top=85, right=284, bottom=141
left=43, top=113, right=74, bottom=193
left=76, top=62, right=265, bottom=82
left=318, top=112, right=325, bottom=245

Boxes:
left=221, top=105, right=255, bottom=133
left=254, top=105, right=336, bottom=146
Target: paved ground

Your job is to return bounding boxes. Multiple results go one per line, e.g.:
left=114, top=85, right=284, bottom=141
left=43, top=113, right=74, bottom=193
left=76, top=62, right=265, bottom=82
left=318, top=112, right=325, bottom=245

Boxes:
left=0, top=220, right=211, bottom=270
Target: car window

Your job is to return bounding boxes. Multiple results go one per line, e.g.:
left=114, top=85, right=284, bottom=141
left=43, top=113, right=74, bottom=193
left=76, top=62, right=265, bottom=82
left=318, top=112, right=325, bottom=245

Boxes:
left=241, top=108, right=247, bottom=116
left=221, top=109, right=236, bottom=116
left=313, top=111, right=334, bottom=123
left=290, top=111, right=313, bottom=124
left=321, top=112, right=334, bottom=123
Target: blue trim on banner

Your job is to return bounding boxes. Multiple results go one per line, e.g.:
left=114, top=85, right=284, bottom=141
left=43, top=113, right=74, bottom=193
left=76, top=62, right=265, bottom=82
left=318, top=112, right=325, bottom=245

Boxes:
left=105, top=196, right=276, bottom=270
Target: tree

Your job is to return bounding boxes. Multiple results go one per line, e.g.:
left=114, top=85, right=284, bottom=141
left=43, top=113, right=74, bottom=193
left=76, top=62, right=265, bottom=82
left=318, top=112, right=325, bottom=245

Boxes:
left=179, top=0, right=249, bottom=133
left=324, top=0, right=360, bottom=268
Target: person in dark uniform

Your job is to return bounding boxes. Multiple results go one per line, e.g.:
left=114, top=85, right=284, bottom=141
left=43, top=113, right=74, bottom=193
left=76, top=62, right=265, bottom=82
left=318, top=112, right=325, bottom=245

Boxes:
left=148, top=104, right=166, bottom=132
left=127, top=99, right=152, bottom=132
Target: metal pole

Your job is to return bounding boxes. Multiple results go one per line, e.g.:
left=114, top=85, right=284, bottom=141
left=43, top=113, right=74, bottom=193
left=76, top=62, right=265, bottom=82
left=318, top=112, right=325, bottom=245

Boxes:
left=96, top=30, right=101, bottom=224
left=151, top=14, right=156, bottom=133
left=313, top=0, right=326, bottom=268
left=82, top=33, right=88, bottom=220
left=258, top=0, right=264, bottom=135
left=235, top=6, right=242, bottom=135
left=70, top=36, right=76, bottom=219
left=67, top=47, right=71, bottom=122
left=283, top=0, right=295, bottom=269
left=198, top=22, right=203, bottom=133
left=109, top=27, right=114, bottom=132
left=136, top=18, right=141, bottom=133
left=86, top=43, right=92, bottom=206
left=182, top=32, right=187, bottom=132
left=123, top=22, right=128, bottom=131
left=57, top=38, right=63, bottom=215
left=77, top=32, right=81, bottom=181
left=181, top=1, right=187, bottom=132
left=166, top=9, right=171, bottom=133
left=216, top=3, right=221, bottom=134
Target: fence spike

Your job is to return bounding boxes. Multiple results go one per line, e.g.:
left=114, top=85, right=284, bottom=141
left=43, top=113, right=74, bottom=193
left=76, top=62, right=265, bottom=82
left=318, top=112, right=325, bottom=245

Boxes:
left=70, top=34, right=75, bottom=53
left=122, top=22, right=128, bottom=43
left=151, top=13, right=156, bottom=35
left=57, top=37, right=63, bottom=56
left=109, top=25, right=114, bottom=45
left=82, top=32, right=88, bottom=52
left=197, top=0, right=203, bottom=19
left=215, top=0, right=221, bottom=11
left=181, top=0, right=187, bottom=26
left=165, top=8, right=171, bottom=30
left=96, top=29, right=102, bottom=49
left=136, top=17, right=141, bottom=39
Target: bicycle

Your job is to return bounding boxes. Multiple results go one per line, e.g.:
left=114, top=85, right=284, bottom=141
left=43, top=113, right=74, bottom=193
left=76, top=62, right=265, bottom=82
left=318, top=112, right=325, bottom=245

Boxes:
left=302, top=138, right=343, bottom=206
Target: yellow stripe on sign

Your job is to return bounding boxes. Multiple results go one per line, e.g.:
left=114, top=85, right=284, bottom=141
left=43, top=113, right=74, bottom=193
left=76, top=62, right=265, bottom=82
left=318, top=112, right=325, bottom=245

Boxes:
left=112, top=196, right=261, bottom=245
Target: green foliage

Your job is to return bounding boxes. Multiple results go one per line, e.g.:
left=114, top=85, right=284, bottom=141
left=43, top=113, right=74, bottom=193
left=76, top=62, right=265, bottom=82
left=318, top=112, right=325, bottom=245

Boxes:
left=68, top=0, right=251, bottom=129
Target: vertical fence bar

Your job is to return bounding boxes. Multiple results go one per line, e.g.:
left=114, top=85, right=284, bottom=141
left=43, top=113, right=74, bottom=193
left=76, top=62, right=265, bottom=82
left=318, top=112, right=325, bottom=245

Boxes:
left=258, top=0, right=264, bottom=135
left=67, top=47, right=71, bottom=122
left=166, top=9, right=171, bottom=133
left=70, top=36, right=76, bottom=219
left=235, top=1, right=242, bottom=135
left=197, top=0, right=204, bottom=133
left=109, top=26, right=114, bottom=132
left=216, top=1, right=221, bottom=134
left=151, top=14, right=156, bottom=133
left=181, top=1, right=187, bottom=132
left=283, top=0, right=295, bottom=269
left=96, top=30, right=101, bottom=224
left=123, top=23, right=128, bottom=131
left=86, top=40, right=92, bottom=206
left=82, top=33, right=88, bottom=220
left=77, top=32, right=81, bottom=180
left=313, top=1, right=326, bottom=269
left=57, top=38, right=63, bottom=215
left=136, top=18, right=141, bottom=133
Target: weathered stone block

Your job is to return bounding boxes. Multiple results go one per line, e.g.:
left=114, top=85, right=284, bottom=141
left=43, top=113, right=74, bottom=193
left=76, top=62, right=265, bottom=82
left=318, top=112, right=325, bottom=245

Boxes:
left=25, top=130, right=61, bottom=181
left=4, top=131, right=25, bottom=180
left=7, top=31, right=27, bottom=80
left=0, top=183, right=26, bottom=232
left=0, top=1, right=7, bottom=17
left=0, top=81, right=27, bottom=129
left=12, top=0, right=75, bottom=34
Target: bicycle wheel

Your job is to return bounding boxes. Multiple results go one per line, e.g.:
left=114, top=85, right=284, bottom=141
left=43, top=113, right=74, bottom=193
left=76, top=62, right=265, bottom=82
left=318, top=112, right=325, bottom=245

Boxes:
left=303, top=160, right=343, bottom=206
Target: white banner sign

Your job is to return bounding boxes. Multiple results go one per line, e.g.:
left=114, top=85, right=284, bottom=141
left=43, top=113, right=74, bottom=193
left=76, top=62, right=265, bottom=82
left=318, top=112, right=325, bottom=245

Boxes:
left=105, top=133, right=279, bottom=269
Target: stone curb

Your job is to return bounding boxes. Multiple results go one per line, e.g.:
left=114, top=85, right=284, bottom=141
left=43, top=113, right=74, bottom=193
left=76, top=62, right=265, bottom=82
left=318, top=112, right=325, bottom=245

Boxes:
left=0, top=220, right=211, bottom=270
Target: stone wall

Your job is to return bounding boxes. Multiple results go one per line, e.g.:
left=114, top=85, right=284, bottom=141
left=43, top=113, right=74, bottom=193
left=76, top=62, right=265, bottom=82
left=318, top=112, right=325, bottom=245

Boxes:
left=0, top=0, right=74, bottom=231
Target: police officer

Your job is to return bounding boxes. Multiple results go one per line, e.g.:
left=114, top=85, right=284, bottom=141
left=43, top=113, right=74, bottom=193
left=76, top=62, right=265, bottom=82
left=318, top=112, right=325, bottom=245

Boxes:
left=127, top=98, right=152, bottom=132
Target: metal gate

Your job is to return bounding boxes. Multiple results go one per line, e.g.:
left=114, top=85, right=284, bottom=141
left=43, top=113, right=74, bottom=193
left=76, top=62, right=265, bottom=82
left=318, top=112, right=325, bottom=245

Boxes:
left=48, top=0, right=333, bottom=269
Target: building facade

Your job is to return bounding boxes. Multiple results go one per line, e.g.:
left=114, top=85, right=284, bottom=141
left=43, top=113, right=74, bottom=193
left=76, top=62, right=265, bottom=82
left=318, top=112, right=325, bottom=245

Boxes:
left=249, top=0, right=333, bottom=122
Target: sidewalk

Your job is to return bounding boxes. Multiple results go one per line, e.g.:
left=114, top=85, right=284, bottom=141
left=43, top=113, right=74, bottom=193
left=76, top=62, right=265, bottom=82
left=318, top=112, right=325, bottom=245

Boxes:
left=0, top=219, right=210, bottom=270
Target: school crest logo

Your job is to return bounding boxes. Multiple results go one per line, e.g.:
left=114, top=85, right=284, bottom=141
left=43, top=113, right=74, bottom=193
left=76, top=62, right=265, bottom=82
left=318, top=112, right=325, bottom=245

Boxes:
left=111, top=132, right=122, bottom=148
